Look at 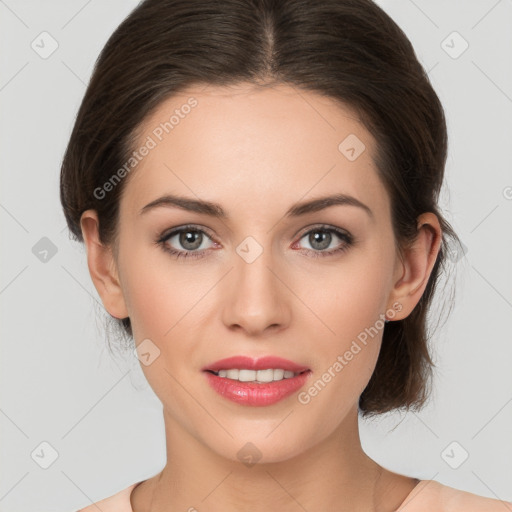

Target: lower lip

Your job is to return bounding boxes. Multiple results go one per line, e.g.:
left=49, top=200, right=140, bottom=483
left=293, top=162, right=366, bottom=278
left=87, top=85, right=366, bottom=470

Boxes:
left=203, top=371, right=312, bottom=406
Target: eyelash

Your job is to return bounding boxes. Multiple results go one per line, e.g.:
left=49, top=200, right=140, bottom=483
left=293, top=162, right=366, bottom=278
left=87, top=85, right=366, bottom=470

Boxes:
left=156, top=224, right=354, bottom=261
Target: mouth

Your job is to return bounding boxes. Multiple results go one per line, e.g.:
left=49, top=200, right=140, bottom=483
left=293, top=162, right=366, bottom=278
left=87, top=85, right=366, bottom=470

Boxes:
left=201, top=355, right=312, bottom=406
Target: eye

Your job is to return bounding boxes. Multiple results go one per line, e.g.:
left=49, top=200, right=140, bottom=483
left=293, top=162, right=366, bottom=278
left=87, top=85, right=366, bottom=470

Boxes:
left=293, top=225, right=354, bottom=258
left=156, top=224, right=354, bottom=261
left=157, top=225, right=217, bottom=260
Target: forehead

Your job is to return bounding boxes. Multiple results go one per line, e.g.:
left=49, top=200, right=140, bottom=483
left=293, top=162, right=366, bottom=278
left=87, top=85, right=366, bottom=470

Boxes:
left=121, top=82, right=388, bottom=221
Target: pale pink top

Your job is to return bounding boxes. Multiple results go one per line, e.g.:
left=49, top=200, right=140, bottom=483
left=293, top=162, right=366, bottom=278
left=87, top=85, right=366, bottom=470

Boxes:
left=76, top=479, right=512, bottom=511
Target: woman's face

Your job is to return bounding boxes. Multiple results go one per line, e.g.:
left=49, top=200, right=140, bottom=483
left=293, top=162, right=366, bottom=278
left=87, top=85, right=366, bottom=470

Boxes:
left=110, top=82, right=404, bottom=462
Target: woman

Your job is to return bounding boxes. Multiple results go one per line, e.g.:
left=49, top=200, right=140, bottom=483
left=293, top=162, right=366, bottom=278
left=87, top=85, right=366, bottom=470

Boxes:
left=60, top=0, right=511, bottom=510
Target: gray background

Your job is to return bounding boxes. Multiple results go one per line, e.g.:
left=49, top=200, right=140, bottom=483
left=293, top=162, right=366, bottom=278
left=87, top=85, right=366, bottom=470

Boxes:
left=1, top=0, right=511, bottom=510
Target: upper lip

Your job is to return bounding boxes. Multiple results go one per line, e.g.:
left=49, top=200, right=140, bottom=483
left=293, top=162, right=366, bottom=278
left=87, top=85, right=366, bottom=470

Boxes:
left=202, top=356, right=310, bottom=373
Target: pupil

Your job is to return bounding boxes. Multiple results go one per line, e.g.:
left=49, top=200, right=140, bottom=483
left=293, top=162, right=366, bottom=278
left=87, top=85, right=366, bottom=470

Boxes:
left=181, top=231, right=202, bottom=250
left=310, top=230, right=331, bottom=250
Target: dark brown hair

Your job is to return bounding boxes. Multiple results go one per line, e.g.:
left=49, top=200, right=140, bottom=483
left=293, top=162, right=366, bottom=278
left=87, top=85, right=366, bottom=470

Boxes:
left=60, top=0, right=462, bottom=417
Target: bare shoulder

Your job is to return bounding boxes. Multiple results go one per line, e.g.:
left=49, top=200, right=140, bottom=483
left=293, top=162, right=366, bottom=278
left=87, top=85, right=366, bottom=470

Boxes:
left=397, top=479, right=512, bottom=511
left=75, top=481, right=142, bottom=512
left=425, top=480, right=512, bottom=511
left=442, top=485, right=512, bottom=512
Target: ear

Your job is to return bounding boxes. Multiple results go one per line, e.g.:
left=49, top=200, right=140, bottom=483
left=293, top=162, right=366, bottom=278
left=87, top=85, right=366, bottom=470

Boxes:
left=80, top=209, right=129, bottom=320
left=386, top=212, right=443, bottom=321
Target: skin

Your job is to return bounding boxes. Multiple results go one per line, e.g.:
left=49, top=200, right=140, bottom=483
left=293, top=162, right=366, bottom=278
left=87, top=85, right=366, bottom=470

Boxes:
left=80, top=82, right=442, bottom=512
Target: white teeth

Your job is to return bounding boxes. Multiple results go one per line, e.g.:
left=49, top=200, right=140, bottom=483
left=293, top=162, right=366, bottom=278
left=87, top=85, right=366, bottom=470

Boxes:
left=225, top=369, right=238, bottom=379
left=214, top=368, right=302, bottom=383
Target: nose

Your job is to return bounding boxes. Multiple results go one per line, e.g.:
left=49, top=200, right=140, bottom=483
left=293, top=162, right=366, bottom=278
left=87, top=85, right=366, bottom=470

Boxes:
left=221, top=244, right=291, bottom=337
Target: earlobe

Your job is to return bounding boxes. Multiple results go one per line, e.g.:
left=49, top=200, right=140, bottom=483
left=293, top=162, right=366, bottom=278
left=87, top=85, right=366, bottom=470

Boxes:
left=387, top=212, right=442, bottom=321
left=80, top=210, right=129, bottom=320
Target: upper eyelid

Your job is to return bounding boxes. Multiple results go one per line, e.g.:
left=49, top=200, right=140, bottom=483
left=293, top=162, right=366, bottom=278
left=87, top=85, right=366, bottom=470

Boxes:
left=295, top=223, right=351, bottom=238
left=161, top=224, right=217, bottom=243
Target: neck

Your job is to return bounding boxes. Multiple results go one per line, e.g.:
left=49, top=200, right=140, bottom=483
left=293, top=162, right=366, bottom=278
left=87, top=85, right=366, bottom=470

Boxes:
left=132, top=406, right=417, bottom=512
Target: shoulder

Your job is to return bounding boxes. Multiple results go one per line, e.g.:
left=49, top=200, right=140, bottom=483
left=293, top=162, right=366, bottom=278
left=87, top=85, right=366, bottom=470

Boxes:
left=398, top=479, right=512, bottom=512
left=75, top=481, right=142, bottom=512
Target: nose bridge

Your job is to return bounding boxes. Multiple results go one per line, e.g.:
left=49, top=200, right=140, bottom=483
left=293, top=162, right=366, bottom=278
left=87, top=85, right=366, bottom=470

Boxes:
left=221, top=234, right=289, bottom=333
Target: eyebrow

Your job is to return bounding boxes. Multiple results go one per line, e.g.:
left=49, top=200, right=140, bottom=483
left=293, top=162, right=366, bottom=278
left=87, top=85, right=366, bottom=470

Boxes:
left=139, top=193, right=374, bottom=220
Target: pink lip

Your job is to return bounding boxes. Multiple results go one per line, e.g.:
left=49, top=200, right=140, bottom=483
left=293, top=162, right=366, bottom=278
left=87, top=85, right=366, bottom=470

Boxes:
left=201, top=355, right=311, bottom=407
left=203, top=371, right=312, bottom=406
left=202, top=355, right=310, bottom=373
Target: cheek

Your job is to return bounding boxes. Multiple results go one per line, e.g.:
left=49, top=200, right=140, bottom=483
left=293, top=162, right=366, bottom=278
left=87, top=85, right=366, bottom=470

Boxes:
left=302, top=251, right=392, bottom=343
left=117, top=239, right=189, bottom=340
left=295, top=248, right=392, bottom=400
left=119, top=246, right=203, bottom=398
left=295, top=271, right=387, bottom=432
